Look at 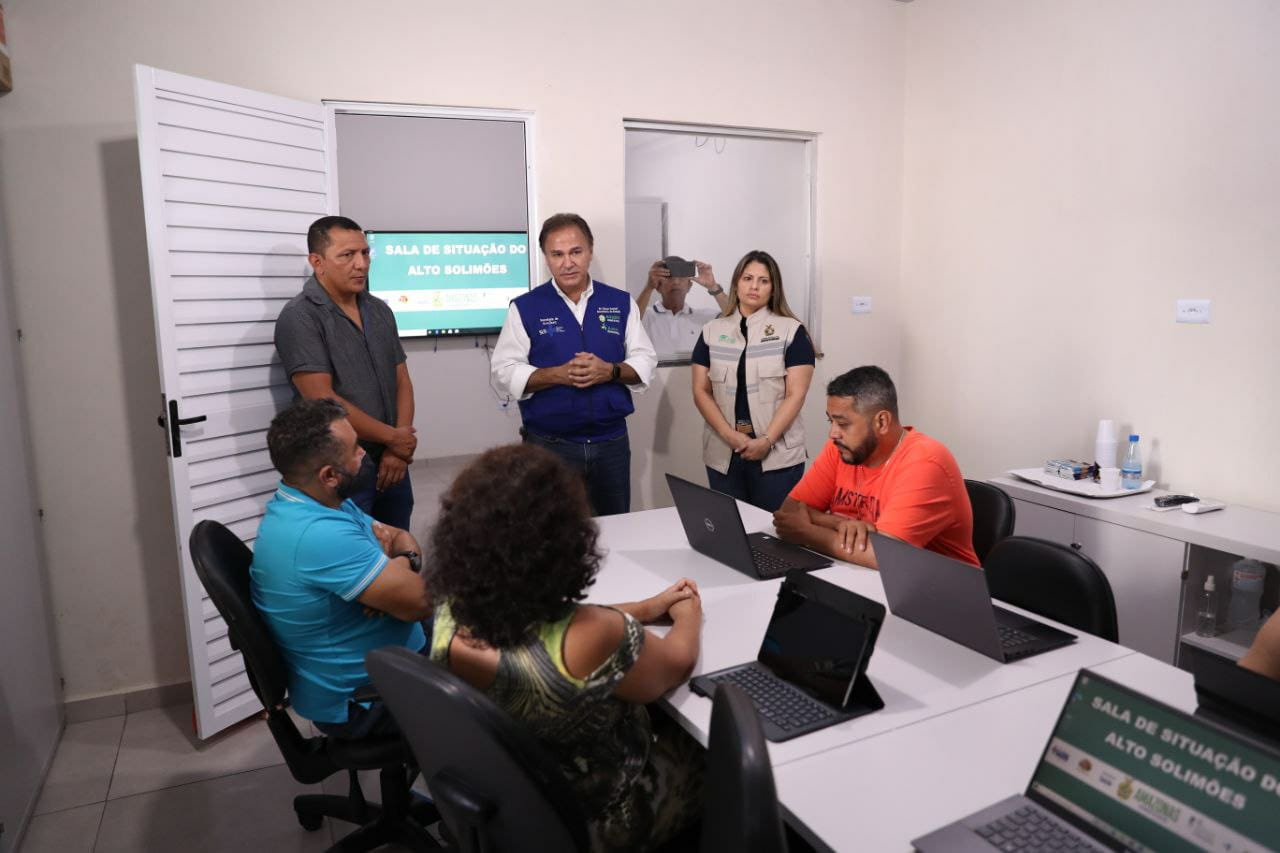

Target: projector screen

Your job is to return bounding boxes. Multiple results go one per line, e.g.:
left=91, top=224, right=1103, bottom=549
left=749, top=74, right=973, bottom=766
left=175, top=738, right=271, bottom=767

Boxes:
left=366, top=231, right=532, bottom=338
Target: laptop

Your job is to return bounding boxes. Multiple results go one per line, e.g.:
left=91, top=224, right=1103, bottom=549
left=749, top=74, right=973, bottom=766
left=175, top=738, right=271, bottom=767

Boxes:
left=666, top=473, right=831, bottom=579
left=1193, top=652, right=1280, bottom=746
left=914, top=668, right=1280, bottom=852
left=689, top=571, right=884, bottom=742
left=872, top=533, right=1076, bottom=662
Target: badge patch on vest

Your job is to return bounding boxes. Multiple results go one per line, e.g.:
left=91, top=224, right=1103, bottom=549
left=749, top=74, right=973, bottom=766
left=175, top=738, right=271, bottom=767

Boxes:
left=759, top=336, right=781, bottom=343
left=538, top=317, right=565, bottom=336
left=597, top=306, right=622, bottom=335
left=764, top=324, right=775, bottom=336
left=718, top=333, right=737, bottom=343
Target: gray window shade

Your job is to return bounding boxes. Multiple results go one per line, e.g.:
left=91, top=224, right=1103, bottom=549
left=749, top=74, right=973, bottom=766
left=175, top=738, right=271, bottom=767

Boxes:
left=334, top=113, right=528, bottom=232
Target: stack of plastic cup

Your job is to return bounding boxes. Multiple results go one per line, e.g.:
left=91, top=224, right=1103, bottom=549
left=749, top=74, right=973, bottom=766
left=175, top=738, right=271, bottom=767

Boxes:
left=1095, top=420, right=1118, bottom=469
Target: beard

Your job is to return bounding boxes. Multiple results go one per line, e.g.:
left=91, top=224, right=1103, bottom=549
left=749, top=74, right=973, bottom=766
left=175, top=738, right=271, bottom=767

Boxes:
left=334, top=465, right=361, bottom=500
left=835, top=432, right=879, bottom=466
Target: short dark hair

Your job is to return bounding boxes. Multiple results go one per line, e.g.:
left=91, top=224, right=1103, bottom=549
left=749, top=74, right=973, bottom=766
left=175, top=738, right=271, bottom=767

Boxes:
left=827, top=365, right=899, bottom=419
left=266, top=398, right=349, bottom=481
left=307, top=215, right=364, bottom=255
left=538, top=213, right=594, bottom=251
left=426, top=444, right=602, bottom=648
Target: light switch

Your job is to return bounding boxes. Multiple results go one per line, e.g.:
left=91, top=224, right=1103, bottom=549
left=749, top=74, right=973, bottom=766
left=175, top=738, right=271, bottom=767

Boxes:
left=851, top=296, right=872, bottom=315
left=1176, top=299, right=1211, bottom=324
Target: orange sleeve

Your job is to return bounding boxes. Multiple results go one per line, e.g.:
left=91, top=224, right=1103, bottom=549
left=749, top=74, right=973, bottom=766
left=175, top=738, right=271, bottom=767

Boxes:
left=874, top=458, right=961, bottom=548
left=788, top=441, right=839, bottom=511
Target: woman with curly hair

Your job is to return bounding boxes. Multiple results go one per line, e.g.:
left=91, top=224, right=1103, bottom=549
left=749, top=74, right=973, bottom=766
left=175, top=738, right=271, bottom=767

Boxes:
left=425, top=443, right=704, bottom=851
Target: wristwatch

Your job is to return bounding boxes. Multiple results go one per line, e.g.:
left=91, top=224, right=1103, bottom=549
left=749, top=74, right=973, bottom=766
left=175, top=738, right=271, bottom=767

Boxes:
left=706, top=285, right=724, bottom=296
left=394, top=549, right=422, bottom=573
left=610, top=362, right=621, bottom=382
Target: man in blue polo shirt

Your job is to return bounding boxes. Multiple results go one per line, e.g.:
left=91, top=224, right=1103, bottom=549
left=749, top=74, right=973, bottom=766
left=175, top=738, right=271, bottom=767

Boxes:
left=251, top=397, right=430, bottom=737
left=491, top=213, right=657, bottom=516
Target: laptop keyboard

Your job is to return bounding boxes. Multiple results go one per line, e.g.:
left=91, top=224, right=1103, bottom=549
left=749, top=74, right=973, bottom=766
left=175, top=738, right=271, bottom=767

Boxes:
left=976, top=805, right=1104, bottom=852
left=998, top=625, right=1038, bottom=648
left=750, top=546, right=796, bottom=577
left=706, top=665, right=836, bottom=733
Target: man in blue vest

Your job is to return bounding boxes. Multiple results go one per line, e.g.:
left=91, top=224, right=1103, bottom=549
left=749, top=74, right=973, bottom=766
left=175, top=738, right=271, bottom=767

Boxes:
left=492, top=213, right=657, bottom=515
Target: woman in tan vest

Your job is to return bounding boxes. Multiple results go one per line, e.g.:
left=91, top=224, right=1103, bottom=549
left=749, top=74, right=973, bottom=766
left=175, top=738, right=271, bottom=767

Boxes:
left=690, top=250, right=816, bottom=511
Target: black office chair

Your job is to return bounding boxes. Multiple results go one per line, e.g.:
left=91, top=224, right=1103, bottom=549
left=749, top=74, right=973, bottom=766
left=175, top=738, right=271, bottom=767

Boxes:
left=366, top=645, right=590, bottom=853
left=188, top=520, right=438, bottom=851
left=983, top=535, right=1120, bottom=642
left=964, top=479, right=1016, bottom=565
left=701, top=683, right=789, bottom=853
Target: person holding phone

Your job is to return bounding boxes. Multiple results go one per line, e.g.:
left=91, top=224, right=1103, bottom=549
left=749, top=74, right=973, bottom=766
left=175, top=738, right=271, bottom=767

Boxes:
left=637, top=256, right=731, bottom=356
left=690, top=250, right=815, bottom=511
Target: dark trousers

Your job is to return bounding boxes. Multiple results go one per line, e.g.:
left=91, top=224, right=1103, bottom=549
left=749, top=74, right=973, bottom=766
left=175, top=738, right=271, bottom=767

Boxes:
left=350, top=451, right=415, bottom=530
left=706, top=456, right=805, bottom=512
left=315, top=700, right=401, bottom=739
left=523, top=429, right=631, bottom=516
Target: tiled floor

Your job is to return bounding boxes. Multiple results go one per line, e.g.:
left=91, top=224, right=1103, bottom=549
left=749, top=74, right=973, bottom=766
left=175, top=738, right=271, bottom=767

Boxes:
left=19, top=704, right=355, bottom=852
left=404, top=454, right=475, bottom=544
left=20, top=457, right=475, bottom=853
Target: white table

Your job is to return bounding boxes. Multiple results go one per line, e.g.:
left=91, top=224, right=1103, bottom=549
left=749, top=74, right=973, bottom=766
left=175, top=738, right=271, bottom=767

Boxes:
left=590, top=506, right=1137, bottom=766
left=773, top=654, right=1195, bottom=851
left=583, top=501, right=1221, bottom=853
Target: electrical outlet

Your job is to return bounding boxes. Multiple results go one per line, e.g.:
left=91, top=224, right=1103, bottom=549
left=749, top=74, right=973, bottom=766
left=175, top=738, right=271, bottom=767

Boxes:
left=1176, top=299, right=1211, bottom=324
left=851, top=296, right=872, bottom=315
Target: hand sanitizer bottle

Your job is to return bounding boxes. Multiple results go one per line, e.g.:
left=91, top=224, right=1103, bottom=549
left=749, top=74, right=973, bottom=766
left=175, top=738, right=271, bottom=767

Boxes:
left=1195, top=575, right=1218, bottom=637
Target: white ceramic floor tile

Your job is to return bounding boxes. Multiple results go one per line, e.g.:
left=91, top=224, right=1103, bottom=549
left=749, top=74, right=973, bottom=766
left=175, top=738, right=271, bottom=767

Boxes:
left=17, top=801, right=103, bottom=853
left=94, top=764, right=329, bottom=853
left=33, top=715, right=124, bottom=815
left=107, top=703, right=282, bottom=800
left=414, top=455, right=477, bottom=487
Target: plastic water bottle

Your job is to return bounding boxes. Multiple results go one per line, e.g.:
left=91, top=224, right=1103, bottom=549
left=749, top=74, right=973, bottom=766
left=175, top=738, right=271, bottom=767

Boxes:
left=1195, top=575, right=1218, bottom=637
left=1227, top=559, right=1266, bottom=631
left=1120, top=434, right=1143, bottom=490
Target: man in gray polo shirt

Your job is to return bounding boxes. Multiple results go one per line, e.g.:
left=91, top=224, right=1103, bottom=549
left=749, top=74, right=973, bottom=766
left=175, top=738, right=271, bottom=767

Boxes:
left=274, top=216, right=418, bottom=528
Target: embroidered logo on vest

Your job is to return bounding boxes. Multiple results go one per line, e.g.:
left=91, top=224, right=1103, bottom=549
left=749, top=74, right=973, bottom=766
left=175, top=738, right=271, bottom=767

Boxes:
left=538, top=317, right=566, bottom=336
left=764, top=324, right=775, bottom=336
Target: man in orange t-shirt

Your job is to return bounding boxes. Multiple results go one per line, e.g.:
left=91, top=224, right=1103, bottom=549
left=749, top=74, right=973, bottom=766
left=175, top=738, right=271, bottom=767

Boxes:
left=773, top=365, right=979, bottom=568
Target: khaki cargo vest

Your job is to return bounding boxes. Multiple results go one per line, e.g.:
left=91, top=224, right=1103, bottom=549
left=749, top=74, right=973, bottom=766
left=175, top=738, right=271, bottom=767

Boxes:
left=700, top=308, right=807, bottom=474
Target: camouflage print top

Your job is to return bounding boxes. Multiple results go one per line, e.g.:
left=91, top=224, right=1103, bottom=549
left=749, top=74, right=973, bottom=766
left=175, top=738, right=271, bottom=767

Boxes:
left=430, top=602, right=657, bottom=850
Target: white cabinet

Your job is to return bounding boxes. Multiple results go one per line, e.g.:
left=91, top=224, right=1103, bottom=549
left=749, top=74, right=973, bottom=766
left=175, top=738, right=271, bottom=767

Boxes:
left=997, top=477, right=1280, bottom=669
left=1011, top=496, right=1185, bottom=663
left=1072, top=517, right=1185, bottom=663
left=1010, top=498, right=1074, bottom=544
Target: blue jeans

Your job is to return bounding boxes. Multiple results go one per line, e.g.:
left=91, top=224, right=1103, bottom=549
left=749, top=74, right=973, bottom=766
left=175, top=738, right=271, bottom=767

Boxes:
left=706, top=456, right=805, bottom=512
left=349, top=451, right=415, bottom=529
left=523, top=429, right=631, bottom=516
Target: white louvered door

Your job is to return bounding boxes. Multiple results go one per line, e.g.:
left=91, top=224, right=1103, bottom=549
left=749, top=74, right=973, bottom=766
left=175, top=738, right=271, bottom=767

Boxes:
left=133, top=65, right=333, bottom=738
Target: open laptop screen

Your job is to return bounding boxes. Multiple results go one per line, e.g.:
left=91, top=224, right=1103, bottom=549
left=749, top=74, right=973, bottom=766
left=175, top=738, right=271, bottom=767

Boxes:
left=756, top=575, right=878, bottom=709
left=1193, top=653, right=1280, bottom=747
left=1028, top=670, right=1280, bottom=852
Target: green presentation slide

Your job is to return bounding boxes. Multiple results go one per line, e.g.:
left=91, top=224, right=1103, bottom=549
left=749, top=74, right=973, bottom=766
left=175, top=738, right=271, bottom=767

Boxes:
left=1029, top=673, right=1280, bottom=851
left=366, top=231, right=531, bottom=337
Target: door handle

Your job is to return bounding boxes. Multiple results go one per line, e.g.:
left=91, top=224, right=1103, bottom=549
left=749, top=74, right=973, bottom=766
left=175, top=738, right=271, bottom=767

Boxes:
left=160, top=398, right=208, bottom=458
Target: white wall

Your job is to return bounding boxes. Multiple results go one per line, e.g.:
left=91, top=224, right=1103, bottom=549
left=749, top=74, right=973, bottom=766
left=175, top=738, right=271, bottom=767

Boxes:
left=0, top=197, right=62, bottom=850
left=0, top=0, right=907, bottom=701
left=900, top=0, right=1280, bottom=511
